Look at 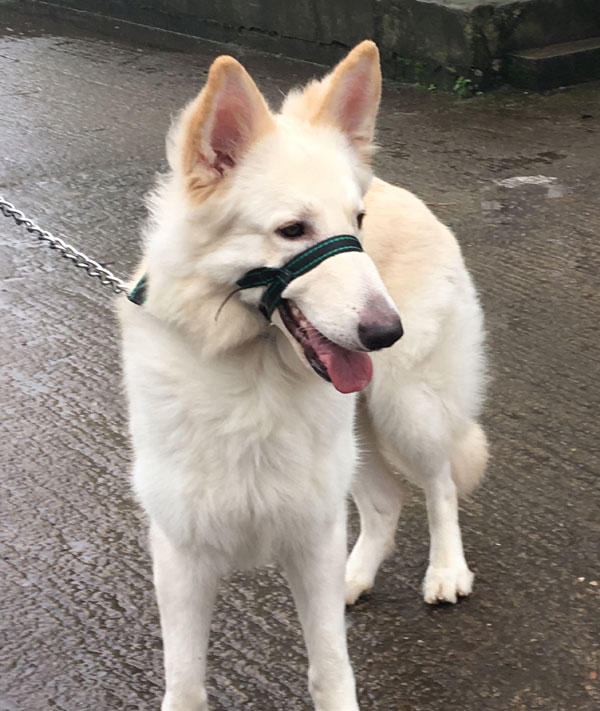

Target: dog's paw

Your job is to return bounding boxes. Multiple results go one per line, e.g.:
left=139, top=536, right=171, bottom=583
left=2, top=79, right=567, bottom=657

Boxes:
left=162, top=689, right=208, bottom=711
left=344, top=574, right=372, bottom=606
left=422, top=564, right=474, bottom=604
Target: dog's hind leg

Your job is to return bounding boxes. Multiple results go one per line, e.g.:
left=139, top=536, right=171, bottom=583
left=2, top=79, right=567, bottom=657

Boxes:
left=345, top=409, right=404, bottom=605
left=404, top=423, right=487, bottom=603
left=364, top=373, right=483, bottom=604
left=420, top=459, right=474, bottom=603
left=282, top=511, right=359, bottom=711
left=151, top=524, right=220, bottom=711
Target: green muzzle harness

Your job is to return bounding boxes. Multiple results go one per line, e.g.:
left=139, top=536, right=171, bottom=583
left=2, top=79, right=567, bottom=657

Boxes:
left=128, top=234, right=363, bottom=319
left=235, top=234, right=363, bottom=320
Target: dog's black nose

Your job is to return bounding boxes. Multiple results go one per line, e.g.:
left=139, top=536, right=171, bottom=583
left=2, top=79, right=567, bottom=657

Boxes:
left=358, top=317, right=403, bottom=351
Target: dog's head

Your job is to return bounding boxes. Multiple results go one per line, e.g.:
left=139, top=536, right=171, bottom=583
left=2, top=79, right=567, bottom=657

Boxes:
left=150, top=41, right=402, bottom=393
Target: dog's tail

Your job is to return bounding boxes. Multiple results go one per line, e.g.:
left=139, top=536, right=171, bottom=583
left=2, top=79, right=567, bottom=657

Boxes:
left=450, top=422, right=489, bottom=497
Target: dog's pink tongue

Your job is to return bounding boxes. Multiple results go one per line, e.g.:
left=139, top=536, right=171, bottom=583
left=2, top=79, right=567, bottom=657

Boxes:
left=319, top=343, right=373, bottom=394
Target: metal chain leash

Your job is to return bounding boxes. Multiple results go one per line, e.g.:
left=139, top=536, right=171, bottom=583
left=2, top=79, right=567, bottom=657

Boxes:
left=0, top=194, right=128, bottom=295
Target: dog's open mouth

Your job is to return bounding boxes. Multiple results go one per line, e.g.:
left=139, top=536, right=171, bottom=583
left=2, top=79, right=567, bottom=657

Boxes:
left=278, top=300, right=373, bottom=394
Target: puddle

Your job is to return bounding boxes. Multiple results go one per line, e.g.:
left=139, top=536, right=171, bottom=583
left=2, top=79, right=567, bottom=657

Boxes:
left=494, top=175, right=557, bottom=189
left=494, top=175, right=566, bottom=198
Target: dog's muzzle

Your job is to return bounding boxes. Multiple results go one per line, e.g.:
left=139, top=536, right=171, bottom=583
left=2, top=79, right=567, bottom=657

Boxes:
left=235, top=235, right=363, bottom=320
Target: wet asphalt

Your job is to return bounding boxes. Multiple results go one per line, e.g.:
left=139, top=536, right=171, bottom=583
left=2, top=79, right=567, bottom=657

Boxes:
left=0, top=5, right=599, bottom=711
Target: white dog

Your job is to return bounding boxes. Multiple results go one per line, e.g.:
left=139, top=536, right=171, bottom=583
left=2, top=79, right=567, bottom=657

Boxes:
left=119, top=40, right=488, bottom=711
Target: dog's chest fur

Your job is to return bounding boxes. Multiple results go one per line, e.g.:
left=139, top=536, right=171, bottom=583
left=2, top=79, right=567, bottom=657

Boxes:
left=121, top=309, right=357, bottom=568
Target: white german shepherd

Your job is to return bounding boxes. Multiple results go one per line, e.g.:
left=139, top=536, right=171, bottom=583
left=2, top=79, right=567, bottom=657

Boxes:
left=120, top=41, right=487, bottom=711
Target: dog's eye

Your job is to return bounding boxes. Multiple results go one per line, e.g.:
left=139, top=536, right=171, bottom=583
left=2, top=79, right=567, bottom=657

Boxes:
left=357, top=211, right=366, bottom=229
left=278, top=222, right=306, bottom=239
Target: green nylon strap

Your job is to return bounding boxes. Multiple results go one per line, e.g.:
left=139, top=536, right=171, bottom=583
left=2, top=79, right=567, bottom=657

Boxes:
left=128, top=274, right=147, bottom=306
left=127, top=234, right=364, bottom=318
left=236, top=234, right=363, bottom=320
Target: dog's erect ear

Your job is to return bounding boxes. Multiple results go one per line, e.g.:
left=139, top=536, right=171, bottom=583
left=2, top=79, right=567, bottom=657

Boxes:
left=312, top=41, right=381, bottom=159
left=176, top=56, right=274, bottom=186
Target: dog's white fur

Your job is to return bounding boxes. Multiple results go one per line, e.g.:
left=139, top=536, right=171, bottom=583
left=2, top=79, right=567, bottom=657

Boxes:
left=119, top=41, right=488, bottom=711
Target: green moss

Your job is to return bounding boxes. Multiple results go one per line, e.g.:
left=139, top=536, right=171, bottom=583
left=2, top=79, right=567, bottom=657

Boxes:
left=452, top=75, right=475, bottom=98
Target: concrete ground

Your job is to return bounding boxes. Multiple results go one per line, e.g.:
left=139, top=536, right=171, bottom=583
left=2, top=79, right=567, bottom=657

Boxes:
left=1, top=6, right=598, bottom=711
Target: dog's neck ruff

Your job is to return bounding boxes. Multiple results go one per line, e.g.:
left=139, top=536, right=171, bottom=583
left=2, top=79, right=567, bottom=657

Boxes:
left=127, top=234, right=363, bottom=319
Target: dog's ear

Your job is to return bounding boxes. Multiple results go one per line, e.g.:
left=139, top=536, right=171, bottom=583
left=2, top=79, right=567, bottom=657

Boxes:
left=312, top=41, right=381, bottom=161
left=174, top=56, right=274, bottom=188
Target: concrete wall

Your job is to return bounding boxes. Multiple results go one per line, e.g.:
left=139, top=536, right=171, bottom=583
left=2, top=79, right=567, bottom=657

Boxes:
left=33, top=0, right=600, bottom=89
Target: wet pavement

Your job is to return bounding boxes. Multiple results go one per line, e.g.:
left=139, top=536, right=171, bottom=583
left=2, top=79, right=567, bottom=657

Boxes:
left=1, top=5, right=599, bottom=711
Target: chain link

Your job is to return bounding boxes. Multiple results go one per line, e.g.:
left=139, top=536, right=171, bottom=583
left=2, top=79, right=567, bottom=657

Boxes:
left=0, top=194, right=128, bottom=295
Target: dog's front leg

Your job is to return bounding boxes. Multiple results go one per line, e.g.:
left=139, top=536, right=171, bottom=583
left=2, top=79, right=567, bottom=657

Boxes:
left=282, top=511, right=359, bottom=711
left=151, top=524, right=220, bottom=711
